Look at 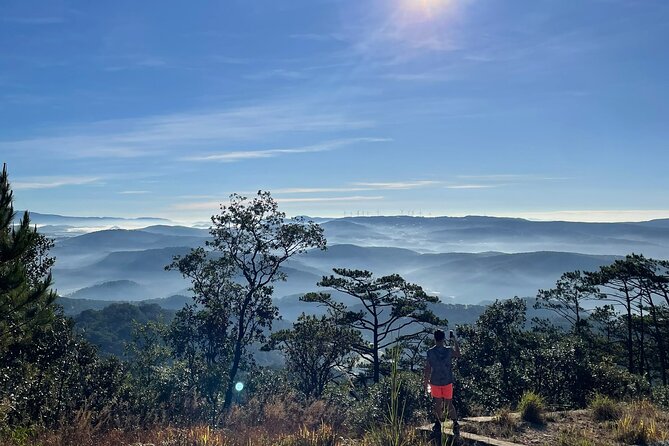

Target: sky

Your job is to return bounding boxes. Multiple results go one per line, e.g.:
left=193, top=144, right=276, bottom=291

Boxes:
left=1, top=0, right=668, bottom=224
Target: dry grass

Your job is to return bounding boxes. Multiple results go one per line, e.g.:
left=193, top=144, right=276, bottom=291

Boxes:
left=588, top=394, right=620, bottom=422
left=615, top=400, right=669, bottom=445
left=0, top=424, right=342, bottom=446
left=517, top=391, right=545, bottom=425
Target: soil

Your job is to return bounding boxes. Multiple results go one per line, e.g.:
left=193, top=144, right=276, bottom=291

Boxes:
left=459, top=407, right=669, bottom=446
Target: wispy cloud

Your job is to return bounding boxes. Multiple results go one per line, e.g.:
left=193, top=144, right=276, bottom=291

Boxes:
left=457, top=174, right=569, bottom=181
left=244, top=69, right=307, bottom=80
left=0, top=102, right=375, bottom=159
left=2, top=17, right=64, bottom=25
left=119, top=190, right=151, bottom=195
left=172, top=195, right=383, bottom=211
left=445, top=184, right=498, bottom=189
left=184, top=137, right=390, bottom=163
left=352, top=180, right=441, bottom=190
left=290, top=33, right=346, bottom=42
left=12, top=176, right=102, bottom=190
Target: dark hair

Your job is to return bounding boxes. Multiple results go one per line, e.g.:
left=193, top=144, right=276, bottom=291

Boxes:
left=434, top=329, right=445, bottom=341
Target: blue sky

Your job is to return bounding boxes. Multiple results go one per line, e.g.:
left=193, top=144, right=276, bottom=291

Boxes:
left=1, top=0, right=668, bottom=223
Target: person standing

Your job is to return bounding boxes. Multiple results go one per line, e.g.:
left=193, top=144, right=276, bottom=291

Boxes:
left=424, top=328, right=460, bottom=438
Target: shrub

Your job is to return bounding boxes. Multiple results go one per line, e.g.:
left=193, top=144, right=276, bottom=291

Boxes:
left=517, top=391, right=545, bottom=424
left=588, top=394, right=620, bottom=422
left=651, top=385, right=669, bottom=410
left=349, top=372, right=430, bottom=433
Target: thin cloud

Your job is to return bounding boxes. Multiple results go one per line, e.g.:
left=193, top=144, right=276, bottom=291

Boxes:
left=3, top=17, right=64, bottom=25
left=446, top=184, right=498, bottom=189
left=120, top=190, right=151, bottom=195
left=269, top=180, right=441, bottom=194
left=12, top=176, right=102, bottom=190
left=352, top=180, right=441, bottom=190
left=184, top=137, right=390, bottom=163
left=0, top=103, right=375, bottom=159
left=173, top=195, right=383, bottom=211
left=290, top=33, right=346, bottom=42
left=244, top=69, right=308, bottom=80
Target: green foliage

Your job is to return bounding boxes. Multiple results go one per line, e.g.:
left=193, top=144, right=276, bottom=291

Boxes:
left=167, top=191, right=326, bottom=415
left=517, top=391, right=545, bottom=424
left=588, top=393, right=620, bottom=422
left=535, top=270, right=598, bottom=336
left=651, top=385, right=669, bottom=409
left=350, top=371, right=430, bottom=433
left=302, top=268, right=445, bottom=383
left=456, top=297, right=529, bottom=413
left=266, top=313, right=360, bottom=398
left=75, top=302, right=174, bottom=356
left=0, top=164, right=56, bottom=352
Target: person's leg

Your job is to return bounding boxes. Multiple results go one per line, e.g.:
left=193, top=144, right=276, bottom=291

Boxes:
left=445, top=398, right=458, bottom=420
left=433, top=397, right=445, bottom=422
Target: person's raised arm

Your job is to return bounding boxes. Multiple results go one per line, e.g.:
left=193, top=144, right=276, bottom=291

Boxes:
left=450, top=330, right=461, bottom=359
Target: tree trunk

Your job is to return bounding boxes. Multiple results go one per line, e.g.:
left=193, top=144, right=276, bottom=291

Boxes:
left=223, top=338, right=243, bottom=412
left=223, top=298, right=250, bottom=413
left=625, top=291, right=634, bottom=374
left=648, top=297, right=668, bottom=385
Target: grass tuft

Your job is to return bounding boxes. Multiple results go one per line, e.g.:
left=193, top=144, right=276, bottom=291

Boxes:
left=588, top=394, right=620, bottom=422
left=517, top=391, right=545, bottom=425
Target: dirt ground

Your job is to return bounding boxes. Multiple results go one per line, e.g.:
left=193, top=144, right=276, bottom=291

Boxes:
left=460, top=405, right=669, bottom=446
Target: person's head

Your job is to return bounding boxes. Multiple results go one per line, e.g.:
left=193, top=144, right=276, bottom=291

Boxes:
left=434, top=329, right=446, bottom=343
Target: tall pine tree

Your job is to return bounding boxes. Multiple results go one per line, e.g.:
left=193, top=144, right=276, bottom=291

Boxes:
left=0, top=163, right=56, bottom=351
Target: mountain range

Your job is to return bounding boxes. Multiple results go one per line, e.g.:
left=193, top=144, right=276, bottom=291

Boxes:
left=38, top=212, right=669, bottom=313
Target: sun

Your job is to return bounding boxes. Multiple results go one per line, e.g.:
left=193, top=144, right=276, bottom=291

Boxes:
left=401, top=0, right=456, bottom=17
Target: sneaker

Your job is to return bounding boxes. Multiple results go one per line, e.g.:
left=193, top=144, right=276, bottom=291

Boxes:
left=452, top=420, right=460, bottom=437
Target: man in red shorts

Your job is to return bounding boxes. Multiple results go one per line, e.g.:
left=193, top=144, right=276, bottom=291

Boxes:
left=424, top=328, right=460, bottom=437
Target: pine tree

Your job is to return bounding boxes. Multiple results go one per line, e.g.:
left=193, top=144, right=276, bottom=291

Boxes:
left=0, top=163, right=56, bottom=351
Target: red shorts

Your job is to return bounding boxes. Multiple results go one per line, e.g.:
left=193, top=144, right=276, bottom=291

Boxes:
left=430, top=383, right=453, bottom=399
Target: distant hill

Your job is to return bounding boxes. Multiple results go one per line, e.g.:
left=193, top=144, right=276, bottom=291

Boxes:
left=58, top=296, right=120, bottom=316
left=43, top=214, right=669, bottom=306
left=320, top=215, right=669, bottom=257
left=75, top=303, right=175, bottom=356
left=66, top=280, right=150, bottom=301
left=138, top=225, right=210, bottom=237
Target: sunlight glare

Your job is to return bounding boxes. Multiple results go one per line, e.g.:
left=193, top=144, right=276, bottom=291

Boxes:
left=400, top=0, right=457, bottom=19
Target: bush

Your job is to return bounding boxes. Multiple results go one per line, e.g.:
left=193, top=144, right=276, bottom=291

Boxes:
left=588, top=394, right=620, bottom=422
left=349, top=372, right=431, bottom=433
left=651, top=385, right=669, bottom=410
left=517, top=391, right=545, bottom=424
